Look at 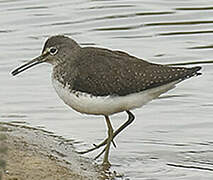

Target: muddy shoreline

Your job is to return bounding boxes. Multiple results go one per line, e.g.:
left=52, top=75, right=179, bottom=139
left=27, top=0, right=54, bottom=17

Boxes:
left=0, top=122, right=112, bottom=180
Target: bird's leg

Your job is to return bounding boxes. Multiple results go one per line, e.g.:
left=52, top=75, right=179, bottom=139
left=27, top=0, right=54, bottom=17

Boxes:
left=94, top=111, right=134, bottom=149
left=102, top=115, right=113, bottom=166
left=94, top=111, right=135, bottom=159
left=78, top=111, right=135, bottom=154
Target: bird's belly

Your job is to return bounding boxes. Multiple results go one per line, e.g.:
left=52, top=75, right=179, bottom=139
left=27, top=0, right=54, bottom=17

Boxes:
left=52, top=78, right=177, bottom=116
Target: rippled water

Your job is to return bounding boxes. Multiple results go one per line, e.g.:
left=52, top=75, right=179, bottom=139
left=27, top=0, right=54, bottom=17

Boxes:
left=1, top=0, right=213, bottom=179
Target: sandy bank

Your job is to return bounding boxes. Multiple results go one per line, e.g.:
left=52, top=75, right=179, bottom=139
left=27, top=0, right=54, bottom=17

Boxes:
left=0, top=122, right=107, bottom=180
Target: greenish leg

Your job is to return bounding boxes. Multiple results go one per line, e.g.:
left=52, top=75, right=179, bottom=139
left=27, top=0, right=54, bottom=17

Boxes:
left=102, top=115, right=113, bottom=166
left=78, top=111, right=135, bottom=156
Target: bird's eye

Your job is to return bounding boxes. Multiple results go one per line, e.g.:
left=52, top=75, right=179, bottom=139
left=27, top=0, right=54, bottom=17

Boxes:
left=49, top=47, right=58, bottom=55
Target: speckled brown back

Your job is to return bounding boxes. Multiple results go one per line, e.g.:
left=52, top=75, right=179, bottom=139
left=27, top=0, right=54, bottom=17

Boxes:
left=71, top=47, right=201, bottom=96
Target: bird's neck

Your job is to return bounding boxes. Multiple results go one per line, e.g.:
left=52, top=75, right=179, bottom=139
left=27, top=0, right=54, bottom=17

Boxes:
left=52, top=62, right=78, bottom=89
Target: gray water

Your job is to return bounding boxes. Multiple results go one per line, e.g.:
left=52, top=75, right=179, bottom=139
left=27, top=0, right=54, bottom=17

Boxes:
left=1, top=0, right=213, bottom=179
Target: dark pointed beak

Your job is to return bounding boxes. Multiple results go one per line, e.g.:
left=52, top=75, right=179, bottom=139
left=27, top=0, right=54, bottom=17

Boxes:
left=11, top=51, right=49, bottom=76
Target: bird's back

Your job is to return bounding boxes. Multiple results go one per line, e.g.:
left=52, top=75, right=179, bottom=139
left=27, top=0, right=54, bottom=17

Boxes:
left=71, top=47, right=201, bottom=97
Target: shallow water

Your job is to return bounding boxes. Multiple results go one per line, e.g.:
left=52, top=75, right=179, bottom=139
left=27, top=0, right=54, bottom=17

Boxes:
left=1, top=0, right=213, bottom=179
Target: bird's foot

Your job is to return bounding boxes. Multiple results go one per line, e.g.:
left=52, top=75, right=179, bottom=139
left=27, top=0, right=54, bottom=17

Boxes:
left=94, top=146, right=106, bottom=160
left=101, top=160, right=111, bottom=169
left=77, top=136, right=116, bottom=155
left=93, top=139, right=116, bottom=148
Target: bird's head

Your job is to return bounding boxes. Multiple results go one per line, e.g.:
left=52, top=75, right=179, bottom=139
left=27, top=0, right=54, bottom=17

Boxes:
left=11, top=35, right=80, bottom=76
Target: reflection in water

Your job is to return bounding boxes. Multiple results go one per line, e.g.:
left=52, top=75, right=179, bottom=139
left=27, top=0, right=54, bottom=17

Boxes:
left=176, top=6, right=213, bottom=11
left=158, top=30, right=213, bottom=36
left=1, top=0, right=213, bottom=179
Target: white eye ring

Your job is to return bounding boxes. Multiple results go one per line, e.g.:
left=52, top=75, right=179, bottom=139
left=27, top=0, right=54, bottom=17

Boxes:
left=49, top=47, right=58, bottom=55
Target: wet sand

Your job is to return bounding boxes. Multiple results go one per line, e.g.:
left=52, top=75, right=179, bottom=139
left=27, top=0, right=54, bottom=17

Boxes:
left=0, top=122, right=106, bottom=180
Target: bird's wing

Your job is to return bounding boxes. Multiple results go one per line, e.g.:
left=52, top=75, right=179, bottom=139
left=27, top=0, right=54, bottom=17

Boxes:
left=73, top=47, right=201, bottom=96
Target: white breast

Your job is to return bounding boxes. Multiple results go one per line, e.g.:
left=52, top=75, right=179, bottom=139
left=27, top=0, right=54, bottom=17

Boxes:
left=52, top=77, right=178, bottom=116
